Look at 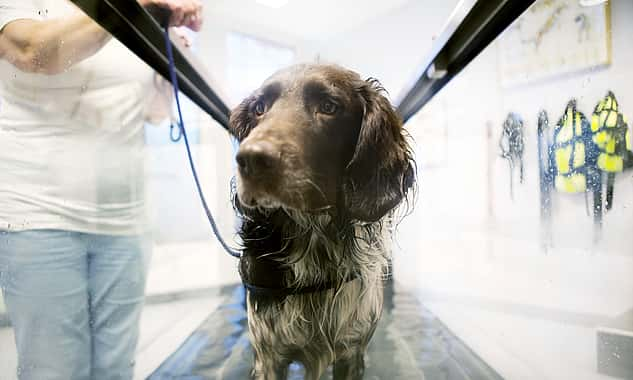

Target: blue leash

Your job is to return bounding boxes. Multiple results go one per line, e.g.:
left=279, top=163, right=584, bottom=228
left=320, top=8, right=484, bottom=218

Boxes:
left=162, top=27, right=241, bottom=258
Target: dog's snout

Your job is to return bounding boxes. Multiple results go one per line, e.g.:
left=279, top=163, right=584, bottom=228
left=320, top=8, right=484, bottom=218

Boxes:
left=236, top=141, right=279, bottom=178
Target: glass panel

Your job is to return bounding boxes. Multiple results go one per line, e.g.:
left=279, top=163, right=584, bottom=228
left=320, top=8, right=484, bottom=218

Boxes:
left=0, top=2, right=296, bottom=377
left=1, top=0, right=631, bottom=379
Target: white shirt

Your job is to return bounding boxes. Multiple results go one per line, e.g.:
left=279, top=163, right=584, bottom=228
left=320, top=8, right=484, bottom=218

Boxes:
left=0, top=0, right=156, bottom=235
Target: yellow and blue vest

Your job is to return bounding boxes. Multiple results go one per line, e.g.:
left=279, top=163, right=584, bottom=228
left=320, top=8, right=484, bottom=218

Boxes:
left=591, top=92, right=631, bottom=173
left=551, top=100, right=599, bottom=193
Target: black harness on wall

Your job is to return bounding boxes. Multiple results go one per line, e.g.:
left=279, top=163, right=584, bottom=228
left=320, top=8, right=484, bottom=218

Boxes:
left=499, top=112, right=525, bottom=199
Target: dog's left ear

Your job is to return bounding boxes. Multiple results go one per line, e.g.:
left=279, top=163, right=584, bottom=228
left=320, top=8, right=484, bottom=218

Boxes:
left=229, top=95, right=255, bottom=141
left=343, top=79, right=415, bottom=222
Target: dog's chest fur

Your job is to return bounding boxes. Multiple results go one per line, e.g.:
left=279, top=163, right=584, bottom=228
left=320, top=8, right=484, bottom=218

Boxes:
left=247, top=277, right=383, bottom=373
left=238, top=209, right=390, bottom=368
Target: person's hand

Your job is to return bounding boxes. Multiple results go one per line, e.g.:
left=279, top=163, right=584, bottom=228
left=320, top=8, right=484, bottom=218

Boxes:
left=138, top=0, right=203, bottom=31
left=172, top=27, right=192, bottom=48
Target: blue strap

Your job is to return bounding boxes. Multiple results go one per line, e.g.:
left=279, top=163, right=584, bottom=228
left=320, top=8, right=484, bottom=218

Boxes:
left=162, top=27, right=241, bottom=258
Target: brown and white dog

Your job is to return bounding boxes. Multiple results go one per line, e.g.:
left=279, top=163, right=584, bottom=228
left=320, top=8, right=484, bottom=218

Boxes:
left=229, top=63, right=415, bottom=380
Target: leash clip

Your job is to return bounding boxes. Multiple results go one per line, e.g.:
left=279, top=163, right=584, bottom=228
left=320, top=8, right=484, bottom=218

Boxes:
left=169, top=121, right=183, bottom=142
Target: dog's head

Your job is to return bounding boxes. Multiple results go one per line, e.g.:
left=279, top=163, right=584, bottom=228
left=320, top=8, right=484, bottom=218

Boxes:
left=230, top=63, right=414, bottom=222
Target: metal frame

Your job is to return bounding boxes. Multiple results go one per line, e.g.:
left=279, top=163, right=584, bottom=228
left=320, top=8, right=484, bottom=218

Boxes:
left=396, top=0, right=536, bottom=123
left=70, top=0, right=231, bottom=130
left=71, top=0, right=537, bottom=129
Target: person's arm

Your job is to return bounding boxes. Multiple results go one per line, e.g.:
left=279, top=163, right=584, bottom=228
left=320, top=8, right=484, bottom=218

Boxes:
left=0, top=0, right=203, bottom=75
left=0, top=13, right=110, bottom=75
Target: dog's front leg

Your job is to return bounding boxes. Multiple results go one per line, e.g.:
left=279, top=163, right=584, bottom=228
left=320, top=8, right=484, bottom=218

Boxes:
left=252, top=355, right=288, bottom=380
left=333, top=350, right=365, bottom=380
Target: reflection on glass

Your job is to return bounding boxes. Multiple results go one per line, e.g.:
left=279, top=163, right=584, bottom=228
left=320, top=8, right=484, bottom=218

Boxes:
left=0, top=0, right=203, bottom=378
left=1, top=0, right=632, bottom=379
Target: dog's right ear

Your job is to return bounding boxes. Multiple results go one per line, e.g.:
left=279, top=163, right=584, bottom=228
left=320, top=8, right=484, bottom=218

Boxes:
left=229, top=96, right=255, bottom=141
left=343, top=79, right=415, bottom=223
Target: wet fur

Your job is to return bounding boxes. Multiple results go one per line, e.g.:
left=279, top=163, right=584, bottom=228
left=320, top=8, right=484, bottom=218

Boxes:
left=230, top=64, right=415, bottom=380
left=237, top=207, right=390, bottom=379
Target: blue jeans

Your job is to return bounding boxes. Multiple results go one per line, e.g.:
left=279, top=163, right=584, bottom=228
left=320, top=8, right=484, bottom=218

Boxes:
left=0, top=230, right=151, bottom=380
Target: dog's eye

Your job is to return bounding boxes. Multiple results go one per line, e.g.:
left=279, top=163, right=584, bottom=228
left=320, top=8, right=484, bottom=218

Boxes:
left=254, top=101, right=266, bottom=116
left=319, top=100, right=338, bottom=115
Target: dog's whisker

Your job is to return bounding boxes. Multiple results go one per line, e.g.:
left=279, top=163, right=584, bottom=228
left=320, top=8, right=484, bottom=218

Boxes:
left=297, top=177, right=328, bottom=203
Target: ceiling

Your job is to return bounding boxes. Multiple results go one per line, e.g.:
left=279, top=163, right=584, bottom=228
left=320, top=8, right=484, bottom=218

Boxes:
left=204, top=0, right=413, bottom=42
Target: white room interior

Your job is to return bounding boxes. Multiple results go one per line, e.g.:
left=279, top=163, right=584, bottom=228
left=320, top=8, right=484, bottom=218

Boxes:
left=1, top=0, right=632, bottom=379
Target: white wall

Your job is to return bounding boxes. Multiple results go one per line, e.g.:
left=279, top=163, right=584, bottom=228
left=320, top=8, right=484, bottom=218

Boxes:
left=312, top=1, right=460, bottom=99
left=315, top=0, right=633, bottom=257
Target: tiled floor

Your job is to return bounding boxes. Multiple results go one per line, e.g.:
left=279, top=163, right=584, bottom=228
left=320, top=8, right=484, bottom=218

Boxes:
left=134, top=295, right=225, bottom=379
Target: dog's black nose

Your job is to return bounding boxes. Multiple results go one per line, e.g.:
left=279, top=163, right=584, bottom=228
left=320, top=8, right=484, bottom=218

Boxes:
left=236, top=141, right=279, bottom=178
